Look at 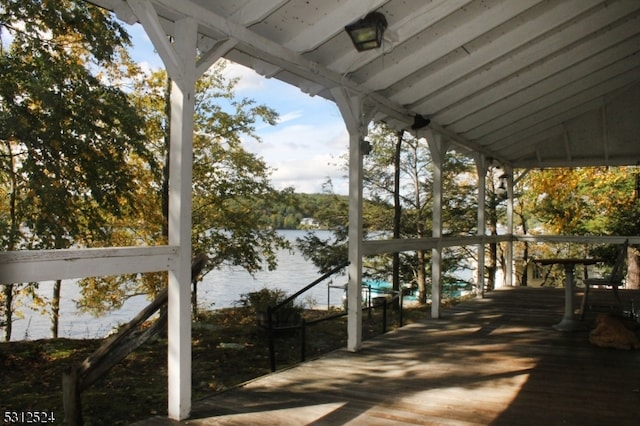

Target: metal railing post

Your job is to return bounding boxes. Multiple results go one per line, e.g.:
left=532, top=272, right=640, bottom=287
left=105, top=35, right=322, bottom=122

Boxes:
left=300, top=319, right=306, bottom=363
left=382, top=299, right=387, bottom=333
left=399, top=290, right=404, bottom=327
left=267, top=306, right=276, bottom=372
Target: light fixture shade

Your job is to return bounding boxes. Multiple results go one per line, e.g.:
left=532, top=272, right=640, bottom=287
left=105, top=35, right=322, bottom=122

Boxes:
left=411, top=114, right=430, bottom=130
left=345, top=12, right=387, bottom=52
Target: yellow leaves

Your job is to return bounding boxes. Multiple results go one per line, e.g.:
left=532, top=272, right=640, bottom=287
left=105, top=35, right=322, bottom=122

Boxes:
left=523, top=166, right=636, bottom=235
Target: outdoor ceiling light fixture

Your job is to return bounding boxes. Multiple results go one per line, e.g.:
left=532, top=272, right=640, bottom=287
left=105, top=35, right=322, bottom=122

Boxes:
left=345, top=12, right=388, bottom=52
left=411, top=114, right=431, bottom=130
left=497, top=173, right=510, bottom=199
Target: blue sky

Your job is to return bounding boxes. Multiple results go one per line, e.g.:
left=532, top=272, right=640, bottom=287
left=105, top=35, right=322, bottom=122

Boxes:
left=126, top=24, right=350, bottom=195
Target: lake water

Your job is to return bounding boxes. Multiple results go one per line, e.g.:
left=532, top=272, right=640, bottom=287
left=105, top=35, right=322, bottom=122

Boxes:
left=10, top=230, right=347, bottom=341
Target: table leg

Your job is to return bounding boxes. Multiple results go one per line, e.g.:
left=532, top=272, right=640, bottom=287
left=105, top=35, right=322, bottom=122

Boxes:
left=553, top=264, right=585, bottom=331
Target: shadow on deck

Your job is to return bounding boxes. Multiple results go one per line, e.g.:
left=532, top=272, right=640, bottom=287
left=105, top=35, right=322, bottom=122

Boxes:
left=139, top=287, right=640, bottom=425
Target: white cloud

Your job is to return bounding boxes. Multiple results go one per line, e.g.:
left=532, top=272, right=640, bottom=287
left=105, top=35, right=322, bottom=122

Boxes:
left=269, top=153, right=347, bottom=194
left=252, top=120, right=349, bottom=194
left=220, top=60, right=266, bottom=92
left=276, top=110, right=303, bottom=124
left=125, top=28, right=351, bottom=193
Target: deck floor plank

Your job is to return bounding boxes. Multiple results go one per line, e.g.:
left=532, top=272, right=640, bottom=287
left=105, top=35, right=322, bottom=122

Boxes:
left=139, top=287, right=640, bottom=425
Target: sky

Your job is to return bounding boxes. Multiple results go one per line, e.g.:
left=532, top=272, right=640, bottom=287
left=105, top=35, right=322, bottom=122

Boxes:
left=126, top=23, right=350, bottom=195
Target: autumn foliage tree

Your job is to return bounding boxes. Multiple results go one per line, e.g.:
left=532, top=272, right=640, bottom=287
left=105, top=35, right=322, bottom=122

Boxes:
left=77, top=62, right=291, bottom=316
left=520, top=167, right=640, bottom=288
left=0, top=0, right=153, bottom=340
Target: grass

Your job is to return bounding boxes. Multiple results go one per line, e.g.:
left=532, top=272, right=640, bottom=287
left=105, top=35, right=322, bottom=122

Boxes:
left=0, top=302, right=434, bottom=425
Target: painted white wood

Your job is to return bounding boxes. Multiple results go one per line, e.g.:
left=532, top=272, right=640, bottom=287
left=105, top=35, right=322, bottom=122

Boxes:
left=128, top=0, right=183, bottom=80
left=361, top=233, right=640, bottom=257
left=0, top=246, right=177, bottom=284
left=362, top=235, right=507, bottom=256
left=425, top=131, right=447, bottom=319
left=412, top=0, right=638, bottom=115
left=230, top=0, right=288, bottom=26
left=460, top=44, right=640, bottom=144
left=502, top=82, right=640, bottom=156
left=283, top=0, right=388, bottom=53
left=150, top=0, right=415, bottom=135
left=331, top=87, right=364, bottom=352
left=515, top=235, right=640, bottom=245
left=364, top=0, right=540, bottom=91
left=488, top=69, right=639, bottom=152
left=165, top=17, right=197, bottom=422
left=505, top=165, right=514, bottom=287
left=328, top=0, right=473, bottom=73
left=392, top=0, right=600, bottom=105
left=196, top=39, right=238, bottom=76
left=453, top=36, right=640, bottom=136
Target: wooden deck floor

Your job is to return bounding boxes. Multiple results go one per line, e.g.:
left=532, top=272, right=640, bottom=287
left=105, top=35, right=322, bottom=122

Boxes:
left=140, top=287, right=640, bottom=425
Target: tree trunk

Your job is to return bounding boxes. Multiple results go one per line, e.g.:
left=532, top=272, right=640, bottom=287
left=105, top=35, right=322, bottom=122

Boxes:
left=2, top=284, right=13, bottom=341
left=2, top=142, right=19, bottom=341
left=417, top=249, right=427, bottom=304
left=516, top=208, right=529, bottom=287
left=627, top=246, right=640, bottom=289
left=51, top=280, right=62, bottom=338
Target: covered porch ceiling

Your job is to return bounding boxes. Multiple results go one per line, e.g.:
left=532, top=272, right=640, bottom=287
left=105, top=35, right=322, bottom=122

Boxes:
left=93, top=0, right=640, bottom=169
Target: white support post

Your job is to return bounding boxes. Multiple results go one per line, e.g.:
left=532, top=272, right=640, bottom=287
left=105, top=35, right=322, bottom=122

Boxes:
left=331, top=87, right=366, bottom=352
left=505, top=165, right=514, bottom=287
left=128, top=2, right=251, bottom=418
left=475, top=154, right=487, bottom=298
left=166, top=18, right=197, bottom=421
left=426, top=131, right=447, bottom=319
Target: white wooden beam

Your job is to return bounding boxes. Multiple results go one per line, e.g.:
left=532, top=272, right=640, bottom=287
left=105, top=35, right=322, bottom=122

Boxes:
left=365, top=0, right=539, bottom=91
left=362, top=234, right=508, bottom=256
left=128, top=0, right=183, bottom=80
left=0, top=247, right=177, bottom=284
left=453, top=35, right=640, bottom=137
left=196, top=38, right=237, bottom=76
left=505, top=164, right=514, bottom=287
left=149, top=2, right=405, bottom=123
left=331, top=86, right=365, bottom=352
left=330, top=0, right=472, bottom=75
left=395, top=0, right=600, bottom=106
left=361, top=234, right=640, bottom=256
left=284, top=0, right=388, bottom=53
left=166, top=16, right=197, bottom=421
left=413, top=0, right=638, bottom=117
left=464, top=42, right=640, bottom=146
left=425, top=131, right=448, bottom=319
left=488, top=68, right=640, bottom=154
left=230, top=0, right=288, bottom=26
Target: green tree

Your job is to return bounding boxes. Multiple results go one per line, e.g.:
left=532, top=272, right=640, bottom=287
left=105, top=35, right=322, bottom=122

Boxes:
left=298, top=123, right=477, bottom=304
left=0, top=0, right=153, bottom=340
left=77, top=62, right=291, bottom=316
left=521, top=166, right=640, bottom=288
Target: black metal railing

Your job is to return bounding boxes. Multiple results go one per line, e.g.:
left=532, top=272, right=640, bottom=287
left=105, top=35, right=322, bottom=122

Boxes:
left=265, top=261, right=407, bottom=371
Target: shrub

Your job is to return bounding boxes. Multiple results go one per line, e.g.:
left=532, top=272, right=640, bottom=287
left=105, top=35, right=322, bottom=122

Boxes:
left=239, top=288, right=304, bottom=327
